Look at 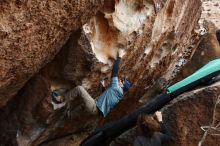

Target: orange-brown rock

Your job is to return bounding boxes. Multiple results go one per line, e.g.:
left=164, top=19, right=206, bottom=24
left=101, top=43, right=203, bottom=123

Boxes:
left=0, top=0, right=104, bottom=107
left=163, top=82, right=220, bottom=146
left=174, top=22, right=220, bottom=83
left=0, top=0, right=212, bottom=145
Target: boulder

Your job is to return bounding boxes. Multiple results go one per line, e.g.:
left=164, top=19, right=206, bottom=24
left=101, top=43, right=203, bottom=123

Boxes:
left=0, top=0, right=104, bottom=107
left=109, top=82, right=220, bottom=146
left=0, top=0, right=208, bottom=145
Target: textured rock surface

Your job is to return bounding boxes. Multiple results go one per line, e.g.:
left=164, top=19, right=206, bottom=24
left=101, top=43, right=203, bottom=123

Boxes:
left=109, top=82, right=220, bottom=146
left=174, top=22, right=220, bottom=84
left=0, top=0, right=104, bottom=107
left=183, top=0, right=220, bottom=76
left=1, top=0, right=217, bottom=146
left=201, top=0, right=220, bottom=28
left=0, top=75, right=51, bottom=145
left=102, top=0, right=202, bottom=121
left=163, top=83, right=220, bottom=146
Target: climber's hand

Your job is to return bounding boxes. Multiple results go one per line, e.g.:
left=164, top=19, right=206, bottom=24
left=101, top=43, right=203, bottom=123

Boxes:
left=118, top=49, right=126, bottom=58
left=155, top=111, right=163, bottom=122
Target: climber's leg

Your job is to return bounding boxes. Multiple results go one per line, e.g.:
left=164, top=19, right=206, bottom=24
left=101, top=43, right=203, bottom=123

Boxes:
left=65, top=86, right=98, bottom=115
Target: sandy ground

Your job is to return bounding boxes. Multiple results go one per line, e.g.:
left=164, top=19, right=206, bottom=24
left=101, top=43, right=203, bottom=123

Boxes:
left=201, top=0, right=220, bottom=28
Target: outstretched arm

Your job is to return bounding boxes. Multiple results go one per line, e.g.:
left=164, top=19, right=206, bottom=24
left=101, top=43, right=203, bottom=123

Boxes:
left=111, top=49, right=126, bottom=78
left=111, top=56, right=121, bottom=78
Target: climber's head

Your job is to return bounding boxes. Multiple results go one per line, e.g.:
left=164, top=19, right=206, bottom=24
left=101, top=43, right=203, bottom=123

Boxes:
left=55, top=95, right=65, bottom=103
left=52, top=88, right=66, bottom=103
left=137, top=114, right=160, bottom=137
left=119, top=77, right=132, bottom=92
left=216, top=29, right=220, bottom=45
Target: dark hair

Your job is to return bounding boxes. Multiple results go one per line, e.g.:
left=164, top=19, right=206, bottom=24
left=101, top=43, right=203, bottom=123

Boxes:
left=137, top=114, right=160, bottom=137
left=216, top=29, right=220, bottom=44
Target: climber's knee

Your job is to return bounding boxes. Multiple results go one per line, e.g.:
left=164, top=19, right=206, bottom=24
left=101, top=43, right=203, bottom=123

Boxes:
left=74, top=85, right=84, bottom=93
left=75, top=85, right=83, bottom=90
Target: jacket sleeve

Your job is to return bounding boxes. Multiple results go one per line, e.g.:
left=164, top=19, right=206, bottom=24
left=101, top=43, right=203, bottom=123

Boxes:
left=111, top=56, right=121, bottom=78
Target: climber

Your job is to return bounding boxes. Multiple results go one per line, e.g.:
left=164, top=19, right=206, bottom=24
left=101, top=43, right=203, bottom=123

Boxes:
left=62, top=48, right=132, bottom=117
left=216, top=29, right=220, bottom=45
left=133, top=111, right=171, bottom=146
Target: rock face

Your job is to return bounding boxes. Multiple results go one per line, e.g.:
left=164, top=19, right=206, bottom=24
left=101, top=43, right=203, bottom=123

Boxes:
left=163, top=82, right=220, bottom=146
left=173, top=22, right=220, bottom=84
left=0, top=0, right=214, bottom=146
left=0, top=0, right=104, bottom=107
left=100, top=0, right=202, bottom=121
left=173, top=0, right=220, bottom=81
left=0, top=75, right=52, bottom=146
left=201, top=0, right=220, bottom=28
left=109, top=82, right=220, bottom=146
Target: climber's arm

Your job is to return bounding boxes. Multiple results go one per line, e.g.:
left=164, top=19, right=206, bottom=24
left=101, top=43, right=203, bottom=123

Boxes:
left=111, top=49, right=125, bottom=87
